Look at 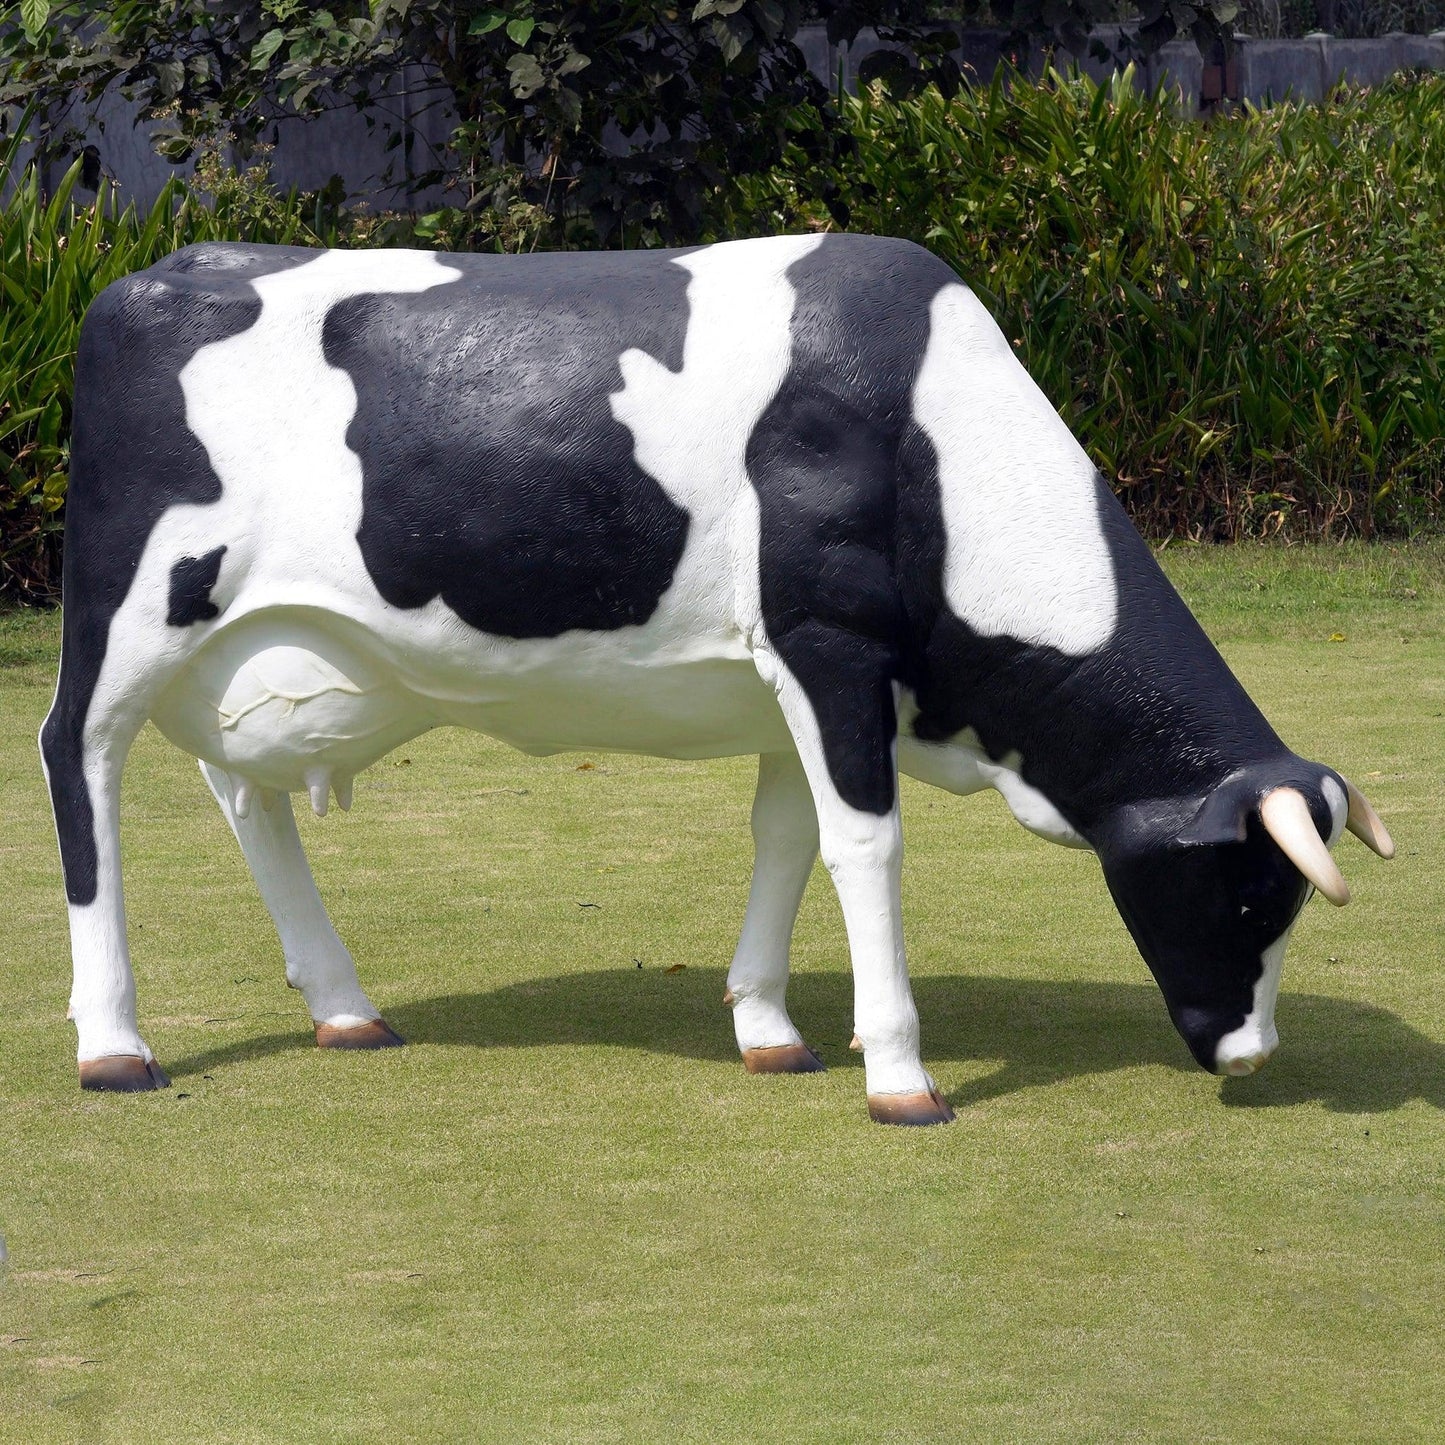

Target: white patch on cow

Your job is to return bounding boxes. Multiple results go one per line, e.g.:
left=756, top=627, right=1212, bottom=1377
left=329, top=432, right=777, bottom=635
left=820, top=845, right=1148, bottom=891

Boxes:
left=911, top=284, right=1117, bottom=654
left=609, top=232, right=824, bottom=659
left=1215, top=924, right=1291, bottom=1075
left=897, top=720, right=1088, bottom=849
left=607, top=234, right=836, bottom=1063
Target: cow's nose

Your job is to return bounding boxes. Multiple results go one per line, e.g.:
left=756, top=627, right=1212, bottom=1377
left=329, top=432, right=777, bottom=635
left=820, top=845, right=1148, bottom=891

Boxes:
left=1212, top=1016, right=1279, bottom=1077
left=1220, top=1047, right=1275, bottom=1077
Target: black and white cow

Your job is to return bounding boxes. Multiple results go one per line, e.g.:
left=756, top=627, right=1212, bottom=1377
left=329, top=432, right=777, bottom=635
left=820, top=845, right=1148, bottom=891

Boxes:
left=41, top=233, right=1394, bottom=1124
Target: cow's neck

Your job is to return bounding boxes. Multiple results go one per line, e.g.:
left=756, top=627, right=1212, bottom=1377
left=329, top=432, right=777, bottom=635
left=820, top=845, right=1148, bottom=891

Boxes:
left=900, top=476, right=1290, bottom=841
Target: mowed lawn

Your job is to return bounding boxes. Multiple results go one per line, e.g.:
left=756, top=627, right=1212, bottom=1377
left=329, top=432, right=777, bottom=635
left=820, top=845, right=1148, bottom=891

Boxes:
left=2, top=545, right=1443, bottom=1443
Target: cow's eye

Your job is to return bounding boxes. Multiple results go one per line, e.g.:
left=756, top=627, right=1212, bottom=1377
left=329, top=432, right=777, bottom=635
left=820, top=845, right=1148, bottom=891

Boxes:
left=1237, top=900, right=1278, bottom=936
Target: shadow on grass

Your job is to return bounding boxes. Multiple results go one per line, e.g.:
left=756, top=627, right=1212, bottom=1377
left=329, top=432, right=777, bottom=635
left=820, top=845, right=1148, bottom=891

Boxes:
left=165, top=968, right=1445, bottom=1115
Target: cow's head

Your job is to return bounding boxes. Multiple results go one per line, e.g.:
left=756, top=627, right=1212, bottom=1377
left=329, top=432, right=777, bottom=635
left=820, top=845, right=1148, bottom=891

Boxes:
left=1095, top=761, right=1393, bottom=1075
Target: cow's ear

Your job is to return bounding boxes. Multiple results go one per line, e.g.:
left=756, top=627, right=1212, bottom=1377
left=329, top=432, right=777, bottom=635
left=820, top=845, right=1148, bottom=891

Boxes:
left=1176, top=777, right=1253, bottom=847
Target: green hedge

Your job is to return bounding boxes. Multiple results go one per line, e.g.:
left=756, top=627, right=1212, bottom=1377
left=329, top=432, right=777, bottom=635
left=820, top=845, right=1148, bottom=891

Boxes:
left=4, top=74, right=1444, bottom=604
left=721, top=69, right=1445, bottom=540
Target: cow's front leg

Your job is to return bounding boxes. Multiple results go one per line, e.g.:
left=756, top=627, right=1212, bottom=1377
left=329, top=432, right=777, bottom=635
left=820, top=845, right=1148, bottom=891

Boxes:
left=201, top=762, right=402, bottom=1050
left=727, top=749, right=825, bottom=1074
left=761, top=655, right=954, bottom=1126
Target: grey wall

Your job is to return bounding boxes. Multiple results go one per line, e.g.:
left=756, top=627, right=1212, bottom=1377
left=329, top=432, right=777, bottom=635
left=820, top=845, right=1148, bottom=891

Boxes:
left=840, top=26, right=1445, bottom=108
left=21, top=65, right=456, bottom=209
left=30, top=27, right=1445, bottom=210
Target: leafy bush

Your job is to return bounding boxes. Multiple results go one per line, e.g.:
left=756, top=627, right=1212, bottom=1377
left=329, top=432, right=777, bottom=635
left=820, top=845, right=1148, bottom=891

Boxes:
left=0, top=2, right=976, bottom=251
left=1239, top=0, right=1445, bottom=36
left=721, top=69, right=1445, bottom=538
left=3, top=1, right=1252, bottom=251
left=4, top=71, right=1443, bottom=604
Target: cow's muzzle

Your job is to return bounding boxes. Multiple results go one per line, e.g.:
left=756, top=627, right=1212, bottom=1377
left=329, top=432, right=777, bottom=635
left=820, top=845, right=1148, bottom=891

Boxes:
left=1216, top=1038, right=1277, bottom=1076
left=1211, top=1015, right=1279, bottom=1076
left=1172, top=1006, right=1280, bottom=1077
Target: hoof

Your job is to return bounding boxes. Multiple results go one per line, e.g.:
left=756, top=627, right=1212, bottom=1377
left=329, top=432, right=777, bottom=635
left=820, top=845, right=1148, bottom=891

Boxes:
left=79, top=1056, right=171, bottom=1093
left=867, top=1088, right=955, bottom=1127
left=742, top=1043, right=826, bottom=1075
left=315, top=1018, right=405, bottom=1050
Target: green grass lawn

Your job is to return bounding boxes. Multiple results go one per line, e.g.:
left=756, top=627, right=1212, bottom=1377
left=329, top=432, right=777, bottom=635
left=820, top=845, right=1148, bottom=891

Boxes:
left=2, top=544, right=1443, bottom=1442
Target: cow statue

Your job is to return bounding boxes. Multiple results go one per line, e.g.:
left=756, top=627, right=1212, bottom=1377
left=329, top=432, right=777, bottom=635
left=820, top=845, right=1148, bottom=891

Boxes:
left=41, top=233, right=1394, bottom=1124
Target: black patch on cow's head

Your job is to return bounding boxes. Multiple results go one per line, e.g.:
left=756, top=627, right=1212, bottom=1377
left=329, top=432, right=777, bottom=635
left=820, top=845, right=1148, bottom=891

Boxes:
left=1094, top=761, right=1341, bottom=1069
left=167, top=546, right=227, bottom=626
left=747, top=235, right=957, bottom=815
left=321, top=250, right=694, bottom=639
left=43, top=243, right=313, bottom=906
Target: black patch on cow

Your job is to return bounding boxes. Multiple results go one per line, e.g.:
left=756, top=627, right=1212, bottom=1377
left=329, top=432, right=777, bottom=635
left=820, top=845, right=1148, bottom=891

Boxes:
left=747, top=236, right=957, bottom=815
left=42, top=243, right=314, bottom=905
left=167, top=546, right=228, bottom=626
left=322, top=250, right=693, bottom=638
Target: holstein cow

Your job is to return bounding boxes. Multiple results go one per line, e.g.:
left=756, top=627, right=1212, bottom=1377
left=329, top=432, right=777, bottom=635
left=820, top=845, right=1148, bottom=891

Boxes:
left=42, top=233, right=1394, bottom=1124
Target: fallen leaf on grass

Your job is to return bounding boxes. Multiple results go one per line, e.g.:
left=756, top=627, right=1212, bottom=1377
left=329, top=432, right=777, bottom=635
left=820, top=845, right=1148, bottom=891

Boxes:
left=12, top=1270, right=109, bottom=1283
left=665, top=964, right=687, bottom=975
left=1328, top=632, right=1347, bottom=642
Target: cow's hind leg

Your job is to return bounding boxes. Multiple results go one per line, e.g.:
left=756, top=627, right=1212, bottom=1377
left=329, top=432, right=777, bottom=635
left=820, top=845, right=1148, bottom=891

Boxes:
left=727, top=749, right=825, bottom=1075
left=40, top=630, right=178, bottom=1090
left=200, top=762, right=402, bottom=1049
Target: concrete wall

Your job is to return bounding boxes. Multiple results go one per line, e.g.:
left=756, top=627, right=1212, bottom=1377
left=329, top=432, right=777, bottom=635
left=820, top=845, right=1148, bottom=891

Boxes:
left=841, top=26, right=1445, bottom=110
left=29, top=28, right=1445, bottom=209
left=1236, top=30, right=1445, bottom=102
left=22, top=66, right=456, bottom=209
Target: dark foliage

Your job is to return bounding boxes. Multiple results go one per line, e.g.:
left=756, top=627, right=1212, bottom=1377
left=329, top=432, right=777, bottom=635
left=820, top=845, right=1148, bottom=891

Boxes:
left=1, top=2, right=1238, bottom=246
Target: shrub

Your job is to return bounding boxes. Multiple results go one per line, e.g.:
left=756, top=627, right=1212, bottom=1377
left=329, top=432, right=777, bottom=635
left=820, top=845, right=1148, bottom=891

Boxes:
left=721, top=69, right=1445, bottom=539
left=4, top=72, right=1443, bottom=603
left=0, top=2, right=979, bottom=252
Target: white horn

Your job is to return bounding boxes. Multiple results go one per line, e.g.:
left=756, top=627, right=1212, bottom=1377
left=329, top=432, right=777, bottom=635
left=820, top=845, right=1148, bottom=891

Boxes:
left=1343, top=777, right=1395, bottom=859
left=1260, top=787, right=1349, bottom=907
